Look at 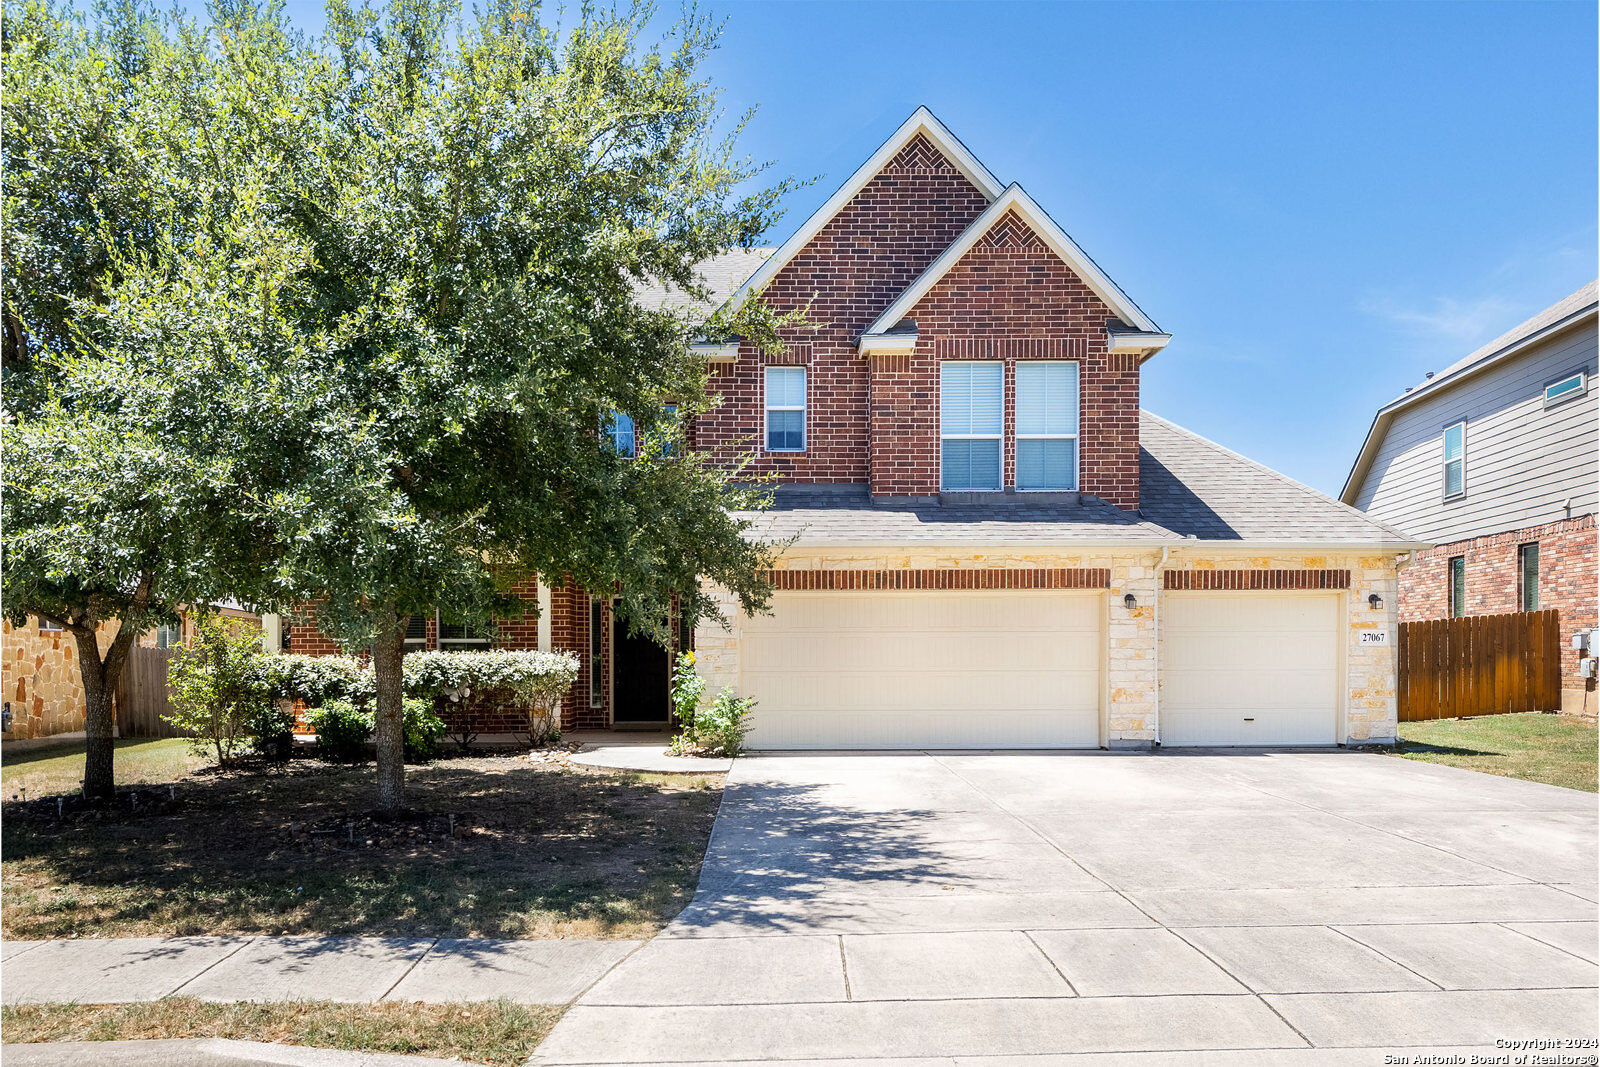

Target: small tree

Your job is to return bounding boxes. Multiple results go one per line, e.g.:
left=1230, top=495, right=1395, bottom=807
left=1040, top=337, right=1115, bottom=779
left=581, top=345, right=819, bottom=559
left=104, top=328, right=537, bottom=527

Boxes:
left=165, top=617, right=270, bottom=767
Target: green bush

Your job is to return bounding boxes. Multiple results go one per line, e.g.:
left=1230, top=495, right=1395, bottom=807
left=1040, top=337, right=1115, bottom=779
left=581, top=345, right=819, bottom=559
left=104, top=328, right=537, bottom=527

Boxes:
left=404, top=650, right=579, bottom=743
left=247, top=702, right=297, bottom=761
left=307, top=700, right=372, bottom=762
left=671, top=684, right=753, bottom=758
left=402, top=698, right=446, bottom=763
left=164, top=617, right=271, bottom=767
left=258, top=654, right=365, bottom=707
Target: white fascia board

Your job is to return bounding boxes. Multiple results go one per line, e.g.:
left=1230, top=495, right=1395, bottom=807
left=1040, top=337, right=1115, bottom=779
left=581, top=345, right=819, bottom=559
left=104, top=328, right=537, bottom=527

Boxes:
left=858, top=332, right=918, bottom=356
left=691, top=342, right=740, bottom=363
left=721, top=107, right=1004, bottom=316
left=765, top=537, right=1427, bottom=552
left=1108, top=329, right=1172, bottom=354
left=866, top=185, right=1164, bottom=336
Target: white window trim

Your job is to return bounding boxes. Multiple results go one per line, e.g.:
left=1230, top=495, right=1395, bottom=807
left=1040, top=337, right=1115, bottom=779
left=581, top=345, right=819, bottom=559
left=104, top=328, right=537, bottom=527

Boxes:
left=763, top=366, right=807, bottom=453
left=604, top=410, right=637, bottom=458
left=1014, top=361, right=1080, bottom=492
left=939, top=360, right=1004, bottom=492
left=1544, top=370, right=1587, bottom=409
left=1441, top=420, right=1466, bottom=501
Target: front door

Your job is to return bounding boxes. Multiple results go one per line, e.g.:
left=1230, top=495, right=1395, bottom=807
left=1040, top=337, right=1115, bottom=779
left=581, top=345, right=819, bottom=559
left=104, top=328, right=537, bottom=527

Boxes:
left=612, top=617, right=670, bottom=723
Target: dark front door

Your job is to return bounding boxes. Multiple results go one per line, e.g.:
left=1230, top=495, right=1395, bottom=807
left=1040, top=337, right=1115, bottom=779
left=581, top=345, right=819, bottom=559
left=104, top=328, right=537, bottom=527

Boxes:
left=612, top=618, right=670, bottom=723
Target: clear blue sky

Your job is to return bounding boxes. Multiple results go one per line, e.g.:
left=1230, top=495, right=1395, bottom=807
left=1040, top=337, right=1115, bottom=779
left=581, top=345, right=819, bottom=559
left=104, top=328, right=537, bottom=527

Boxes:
left=273, top=0, right=1599, bottom=495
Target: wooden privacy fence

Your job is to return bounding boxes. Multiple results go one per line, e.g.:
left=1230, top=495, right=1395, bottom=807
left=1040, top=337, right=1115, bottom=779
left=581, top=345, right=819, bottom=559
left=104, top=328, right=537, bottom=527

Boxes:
left=114, top=645, right=186, bottom=737
left=1398, top=609, right=1561, bottom=722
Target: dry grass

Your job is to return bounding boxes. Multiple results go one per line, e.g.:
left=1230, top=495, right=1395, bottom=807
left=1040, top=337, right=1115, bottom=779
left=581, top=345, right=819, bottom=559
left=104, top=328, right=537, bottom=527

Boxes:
left=2, top=738, right=208, bottom=799
left=0, top=998, right=561, bottom=1066
left=2, top=754, right=724, bottom=940
left=1394, top=711, right=1598, bottom=792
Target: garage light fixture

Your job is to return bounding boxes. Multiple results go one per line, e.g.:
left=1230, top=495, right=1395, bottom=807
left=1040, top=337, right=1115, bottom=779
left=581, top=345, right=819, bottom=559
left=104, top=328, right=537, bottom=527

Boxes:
left=1368, top=594, right=1383, bottom=611
left=1123, top=593, right=1137, bottom=611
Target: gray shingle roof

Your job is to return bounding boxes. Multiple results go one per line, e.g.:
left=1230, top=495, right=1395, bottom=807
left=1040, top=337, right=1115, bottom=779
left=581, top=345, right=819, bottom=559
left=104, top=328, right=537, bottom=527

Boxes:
left=733, top=412, right=1421, bottom=547
left=1400, top=280, right=1598, bottom=404
left=632, top=248, right=775, bottom=315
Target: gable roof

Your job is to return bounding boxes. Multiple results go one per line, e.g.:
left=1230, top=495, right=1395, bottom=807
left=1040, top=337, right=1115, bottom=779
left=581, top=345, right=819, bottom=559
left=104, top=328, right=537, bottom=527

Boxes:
left=721, top=107, right=1004, bottom=315
left=1339, top=280, right=1599, bottom=504
left=732, top=411, right=1421, bottom=548
left=863, top=184, right=1165, bottom=339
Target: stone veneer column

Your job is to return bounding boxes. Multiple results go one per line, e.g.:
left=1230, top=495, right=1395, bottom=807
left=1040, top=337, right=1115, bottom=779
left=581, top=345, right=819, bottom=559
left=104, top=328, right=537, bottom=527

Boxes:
left=1106, top=556, right=1159, bottom=748
left=693, top=580, right=744, bottom=713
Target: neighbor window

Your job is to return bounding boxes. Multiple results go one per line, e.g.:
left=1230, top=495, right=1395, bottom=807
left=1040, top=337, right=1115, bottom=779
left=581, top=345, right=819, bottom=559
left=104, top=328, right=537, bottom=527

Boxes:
left=437, top=610, right=492, bottom=648
left=589, top=599, right=605, bottom=707
left=36, top=617, right=62, bottom=632
left=1448, top=556, right=1466, bottom=617
left=1442, top=421, right=1465, bottom=499
left=1519, top=543, right=1540, bottom=612
left=764, top=366, right=805, bottom=451
left=940, top=361, right=1003, bottom=490
left=1015, top=361, right=1079, bottom=490
left=605, top=411, right=636, bottom=457
left=1544, top=371, right=1586, bottom=408
left=155, top=622, right=181, bottom=648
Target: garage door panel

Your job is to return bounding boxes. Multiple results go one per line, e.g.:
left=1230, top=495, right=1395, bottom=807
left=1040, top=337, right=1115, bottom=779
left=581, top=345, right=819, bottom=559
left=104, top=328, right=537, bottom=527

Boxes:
left=1162, top=593, right=1339, bottom=747
left=742, top=592, right=1102, bottom=749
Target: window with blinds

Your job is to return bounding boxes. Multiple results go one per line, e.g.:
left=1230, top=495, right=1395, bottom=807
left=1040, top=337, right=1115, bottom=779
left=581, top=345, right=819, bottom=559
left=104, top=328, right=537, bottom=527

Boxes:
left=1015, top=361, right=1078, bottom=490
left=940, top=361, right=1002, bottom=490
left=764, top=366, right=806, bottom=452
left=1442, top=421, right=1465, bottom=499
left=438, top=611, right=491, bottom=648
left=403, top=612, right=428, bottom=649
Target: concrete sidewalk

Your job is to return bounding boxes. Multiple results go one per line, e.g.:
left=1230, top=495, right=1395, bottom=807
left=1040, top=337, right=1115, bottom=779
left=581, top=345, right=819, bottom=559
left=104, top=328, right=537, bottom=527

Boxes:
left=0, top=936, right=640, bottom=1005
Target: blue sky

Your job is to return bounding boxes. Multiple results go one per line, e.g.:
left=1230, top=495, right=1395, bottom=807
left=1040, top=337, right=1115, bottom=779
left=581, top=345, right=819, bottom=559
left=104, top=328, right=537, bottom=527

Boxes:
left=271, top=0, right=1596, bottom=495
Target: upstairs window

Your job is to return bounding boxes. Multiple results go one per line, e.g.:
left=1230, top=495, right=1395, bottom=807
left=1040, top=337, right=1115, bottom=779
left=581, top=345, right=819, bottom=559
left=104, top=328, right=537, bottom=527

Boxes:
left=1015, top=362, right=1079, bottom=490
left=764, top=367, right=806, bottom=452
left=605, top=411, right=636, bottom=458
left=940, top=361, right=1002, bottom=490
left=437, top=611, right=492, bottom=648
left=1545, top=371, right=1587, bottom=408
left=1442, top=421, right=1465, bottom=499
left=661, top=403, right=679, bottom=457
left=1448, top=556, right=1466, bottom=618
left=1518, top=543, right=1540, bottom=612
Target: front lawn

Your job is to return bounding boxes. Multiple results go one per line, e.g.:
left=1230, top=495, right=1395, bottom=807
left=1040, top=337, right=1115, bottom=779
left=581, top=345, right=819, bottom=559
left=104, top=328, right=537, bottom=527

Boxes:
left=1, top=999, right=559, bottom=1067
left=1, top=753, right=723, bottom=940
left=3, top=738, right=208, bottom=798
left=1392, top=712, right=1598, bottom=792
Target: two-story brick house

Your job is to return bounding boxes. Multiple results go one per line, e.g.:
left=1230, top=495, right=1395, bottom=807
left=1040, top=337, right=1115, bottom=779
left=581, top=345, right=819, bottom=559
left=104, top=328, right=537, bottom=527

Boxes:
left=290, top=108, right=1422, bottom=748
left=1342, top=281, right=1598, bottom=714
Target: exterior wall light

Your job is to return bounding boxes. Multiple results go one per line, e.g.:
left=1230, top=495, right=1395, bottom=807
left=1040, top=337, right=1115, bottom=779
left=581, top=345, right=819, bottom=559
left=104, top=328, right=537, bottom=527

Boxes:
left=1123, top=593, right=1138, bottom=610
left=1368, top=593, right=1383, bottom=611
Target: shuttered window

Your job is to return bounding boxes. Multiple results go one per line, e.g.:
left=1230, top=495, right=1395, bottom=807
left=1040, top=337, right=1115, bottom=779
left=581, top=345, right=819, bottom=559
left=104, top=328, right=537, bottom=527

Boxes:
left=1442, top=421, right=1465, bottom=499
left=940, top=361, right=1002, bottom=490
left=1015, top=361, right=1078, bottom=490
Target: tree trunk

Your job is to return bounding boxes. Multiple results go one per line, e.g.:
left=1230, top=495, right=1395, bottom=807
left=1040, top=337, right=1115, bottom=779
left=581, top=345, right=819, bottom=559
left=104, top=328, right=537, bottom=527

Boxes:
left=74, top=623, right=138, bottom=802
left=371, top=612, right=408, bottom=814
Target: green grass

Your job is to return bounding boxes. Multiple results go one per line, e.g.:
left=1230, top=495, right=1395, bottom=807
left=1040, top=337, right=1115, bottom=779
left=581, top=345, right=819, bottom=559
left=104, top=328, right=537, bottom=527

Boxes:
left=1, top=738, right=207, bottom=799
left=1393, top=712, right=1598, bottom=792
left=0, top=999, right=561, bottom=1066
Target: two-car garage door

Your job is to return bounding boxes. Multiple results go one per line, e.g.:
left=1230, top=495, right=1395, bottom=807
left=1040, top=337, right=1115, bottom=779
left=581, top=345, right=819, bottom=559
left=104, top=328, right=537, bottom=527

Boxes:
left=741, top=592, right=1102, bottom=749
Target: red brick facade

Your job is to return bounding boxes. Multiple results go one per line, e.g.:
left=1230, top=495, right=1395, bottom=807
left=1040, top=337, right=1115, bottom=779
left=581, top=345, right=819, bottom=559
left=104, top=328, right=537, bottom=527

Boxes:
left=1163, top=569, right=1352, bottom=591
left=1400, top=514, right=1597, bottom=700
left=766, top=568, right=1111, bottom=590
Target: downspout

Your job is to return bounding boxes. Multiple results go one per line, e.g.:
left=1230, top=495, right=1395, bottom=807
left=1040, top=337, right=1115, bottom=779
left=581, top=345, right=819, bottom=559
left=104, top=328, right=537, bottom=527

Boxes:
left=1152, top=546, right=1170, bottom=748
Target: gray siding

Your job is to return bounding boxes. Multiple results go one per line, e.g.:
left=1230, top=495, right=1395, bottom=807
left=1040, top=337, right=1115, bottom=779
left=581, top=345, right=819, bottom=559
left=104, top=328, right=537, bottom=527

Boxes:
left=1353, top=320, right=1597, bottom=543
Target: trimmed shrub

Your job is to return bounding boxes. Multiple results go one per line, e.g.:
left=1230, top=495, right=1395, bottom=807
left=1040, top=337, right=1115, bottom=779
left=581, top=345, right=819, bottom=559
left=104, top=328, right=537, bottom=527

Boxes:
left=307, top=700, right=372, bottom=762
left=402, top=698, right=446, bottom=763
left=258, top=655, right=365, bottom=707
left=404, top=650, right=579, bottom=743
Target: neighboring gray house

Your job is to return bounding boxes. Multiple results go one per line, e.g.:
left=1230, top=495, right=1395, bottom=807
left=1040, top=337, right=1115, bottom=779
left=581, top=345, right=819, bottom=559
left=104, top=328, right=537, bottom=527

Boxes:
left=1342, top=280, right=1598, bottom=712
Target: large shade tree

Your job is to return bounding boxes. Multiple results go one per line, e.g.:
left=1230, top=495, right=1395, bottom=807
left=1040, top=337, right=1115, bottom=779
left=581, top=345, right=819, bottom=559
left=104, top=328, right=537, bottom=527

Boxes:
left=1, top=0, right=330, bottom=799
left=286, top=0, right=799, bottom=810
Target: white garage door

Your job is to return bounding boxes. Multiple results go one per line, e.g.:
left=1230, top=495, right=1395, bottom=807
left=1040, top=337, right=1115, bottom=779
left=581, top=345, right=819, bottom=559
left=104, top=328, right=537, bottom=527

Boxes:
left=1161, top=593, right=1340, bottom=746
left=741, top=592, right=1102, bottom=749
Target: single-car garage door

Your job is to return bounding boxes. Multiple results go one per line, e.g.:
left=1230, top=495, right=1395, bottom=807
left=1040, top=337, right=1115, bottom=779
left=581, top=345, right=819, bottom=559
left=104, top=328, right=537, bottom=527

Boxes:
left=741, top=592, right=1102, bottom=749
left=1161, top=593, right=1340, bottom=746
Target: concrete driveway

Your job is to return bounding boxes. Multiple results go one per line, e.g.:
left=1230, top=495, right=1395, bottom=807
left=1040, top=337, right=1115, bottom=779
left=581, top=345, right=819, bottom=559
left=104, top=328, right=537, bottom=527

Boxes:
left=534, top=751, right=1599, bottom=1065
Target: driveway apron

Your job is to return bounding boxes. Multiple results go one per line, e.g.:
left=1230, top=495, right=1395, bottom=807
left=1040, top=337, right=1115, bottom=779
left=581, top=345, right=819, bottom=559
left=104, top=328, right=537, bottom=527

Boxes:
left=532, top=750, right=1598, bottom=1065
